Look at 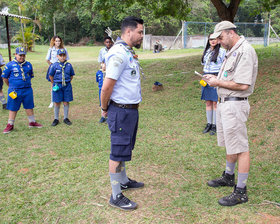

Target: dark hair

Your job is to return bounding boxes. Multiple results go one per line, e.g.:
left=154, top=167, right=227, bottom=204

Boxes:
left=104, top=36, right=112, bottom=42
left=201, top=34, right=221, bottom=63
left=121, top=16, right=144, bottom=34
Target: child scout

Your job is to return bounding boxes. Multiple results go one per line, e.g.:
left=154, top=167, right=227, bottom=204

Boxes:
left=48, top=48, right=75, bottom=126
left=1, top=47, right=43, bottom=134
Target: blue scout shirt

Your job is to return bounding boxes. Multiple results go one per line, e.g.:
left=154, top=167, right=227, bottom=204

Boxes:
left=48, top=61, right=75, bottom=83
left=1, top=59, right=34, bottom=88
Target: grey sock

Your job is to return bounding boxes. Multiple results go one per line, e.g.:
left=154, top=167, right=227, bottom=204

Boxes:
left=212, top=110, right=216, bottom=125
left=54, top=106, right=60, bottom=120
left=225, top=160, right=236, bottom=175
left=0, top=95, right=6, bottom=104
left=237, top=172, right=248, bottom=189
left=63, top=104, right=69, bottom=119
left=206, top=110, right=213, bottom=124
left=8, top=119, right=14, bottom=125
left=120, top=162, right=129, bottom=184
left=110, top=172, right=122, bottom=199
left=28, top=115, right=35, bottom=123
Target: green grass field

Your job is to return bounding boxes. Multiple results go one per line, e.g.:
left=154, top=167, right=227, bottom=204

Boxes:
left=0, top=45, right=279, bottom=223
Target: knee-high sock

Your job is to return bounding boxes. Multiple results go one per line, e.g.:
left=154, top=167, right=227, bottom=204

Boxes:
left=63, top=104, right=69, bottom=119
left=110, top=172, right=122, bottom=199
left=54, top=106, right=60, bottom=120
left=120, top=162, right=129, bottom=184
left=212, top=110, right=216, bottom=125
left=237, top=173, right=248, bottom=189
left=225, top=160, right=236, bottom=175
left=206, top=110, right=213, bottom=124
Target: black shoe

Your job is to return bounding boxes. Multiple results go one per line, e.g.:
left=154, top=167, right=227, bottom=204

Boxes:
left=99, top=117, right=106, bottom=123
left=51, top=119, right=59, bottom=126
left=203, top=123, right=212, bottom=134
left=207, top=171, right=235, bottom=187
left=120, top=178, right=144, bottom=190
left=63, top=118, right=72, bottom=125
left=2, top=103, right=7, bottom=110
left=109, top=193, right=138, bottom=210
left=218, top=185, right=248, bottom=206
left=209, top=124, right=216, bottom=135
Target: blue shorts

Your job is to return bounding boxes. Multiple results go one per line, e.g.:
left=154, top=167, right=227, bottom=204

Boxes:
left=52, top=82, right=73, bottom=103
left=0, top=77, right=3, bottom=90
left=107, top=104, right=139, bottom=161
left=7, top=87, right=34, bottom=111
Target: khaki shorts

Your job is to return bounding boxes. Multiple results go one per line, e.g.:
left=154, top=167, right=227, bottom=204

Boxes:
left=216, top=101, right=250, bottom=155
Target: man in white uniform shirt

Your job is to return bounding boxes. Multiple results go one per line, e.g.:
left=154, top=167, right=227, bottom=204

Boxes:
left=101, top=16, right=144, bottom=210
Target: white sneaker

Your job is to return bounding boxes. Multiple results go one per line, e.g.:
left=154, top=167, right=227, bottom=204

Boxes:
left=48, top=102, right=54, bottom=108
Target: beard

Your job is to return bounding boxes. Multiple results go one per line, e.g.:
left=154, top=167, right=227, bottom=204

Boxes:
left=134, top=43, right=141, bottom=49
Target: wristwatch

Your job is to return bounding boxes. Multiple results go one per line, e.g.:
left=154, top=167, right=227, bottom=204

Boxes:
left=101, top=107, right=108, bottom=112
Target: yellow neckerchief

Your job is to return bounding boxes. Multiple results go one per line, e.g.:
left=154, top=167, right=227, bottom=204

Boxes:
left=115, top=39, right=145, bottom=79
left=13, top=59, right=27, bottom=81
left=59, top=61, right=68, bottom=86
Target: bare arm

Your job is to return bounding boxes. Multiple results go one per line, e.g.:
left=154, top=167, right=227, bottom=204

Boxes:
left=101, top=77, right=117, bottom=117
left=3, top=78, right=9, bottom=87
left=49, top=76, right=54, bottom=84
left=204, top=75, right=249, bottom=91
left=46, top=60, right=51, bottom=66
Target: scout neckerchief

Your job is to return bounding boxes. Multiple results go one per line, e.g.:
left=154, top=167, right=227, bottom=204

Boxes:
left=59, top=61, right=68, bottom=86
left=13, top=58, right=27, bottom=81
left=115, top=39, right=145, bottom=79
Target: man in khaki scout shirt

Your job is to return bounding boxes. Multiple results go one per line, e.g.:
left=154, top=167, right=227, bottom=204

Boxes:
left=204, top=21, right=258, bottom=206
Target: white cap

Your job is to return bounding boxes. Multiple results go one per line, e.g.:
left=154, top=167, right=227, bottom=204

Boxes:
left=211, top=21, right=237, bottom=38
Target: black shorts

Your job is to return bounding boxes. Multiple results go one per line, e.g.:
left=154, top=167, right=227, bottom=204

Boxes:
left=107, top=104, right=139, bottom=161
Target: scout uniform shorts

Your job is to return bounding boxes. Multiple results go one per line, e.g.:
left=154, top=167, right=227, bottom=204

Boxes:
left=107, top=104, right=139, bottom=161
left=52, top=82, right=73, bottom=103
left=7, top=87, right=34, bottom=111
left=216, top=100, right=250, bottom=155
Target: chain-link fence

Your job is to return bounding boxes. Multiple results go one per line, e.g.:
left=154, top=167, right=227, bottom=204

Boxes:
left=183, top=21, right=269, bottom=48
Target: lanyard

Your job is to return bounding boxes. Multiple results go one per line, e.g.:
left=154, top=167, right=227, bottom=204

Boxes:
left=115, top=40, right=145, bottom=79
left=13, top=59, right=27, bottom=81
left=59, top=61, right=68, bottom=86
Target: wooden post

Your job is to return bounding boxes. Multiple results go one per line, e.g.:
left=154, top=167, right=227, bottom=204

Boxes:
left=5, top=16, right=12, bottom=61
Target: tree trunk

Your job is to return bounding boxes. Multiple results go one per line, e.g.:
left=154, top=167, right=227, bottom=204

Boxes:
left=210, top=0, right=241, bottom=22
left=53, top=15, right=56, bottom=36
left=32, top=9, right=37, bottom=51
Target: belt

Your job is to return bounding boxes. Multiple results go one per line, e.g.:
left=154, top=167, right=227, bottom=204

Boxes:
left=110, top=100, right=139, bottom=109
left=218, top=97, right=247, bottom=103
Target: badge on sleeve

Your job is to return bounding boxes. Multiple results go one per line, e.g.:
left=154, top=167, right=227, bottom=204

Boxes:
left=224, top=71, right=228, bottom=77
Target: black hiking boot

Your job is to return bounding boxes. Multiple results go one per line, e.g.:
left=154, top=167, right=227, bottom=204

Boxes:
left=218, top=185, right=248, bottom=206
left=207, top=171, right=235, bottom=187
left=203, top=123, right=212, bottom=134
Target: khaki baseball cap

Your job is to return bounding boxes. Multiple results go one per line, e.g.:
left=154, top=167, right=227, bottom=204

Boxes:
left=211, top=21, right=237, bottom=39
